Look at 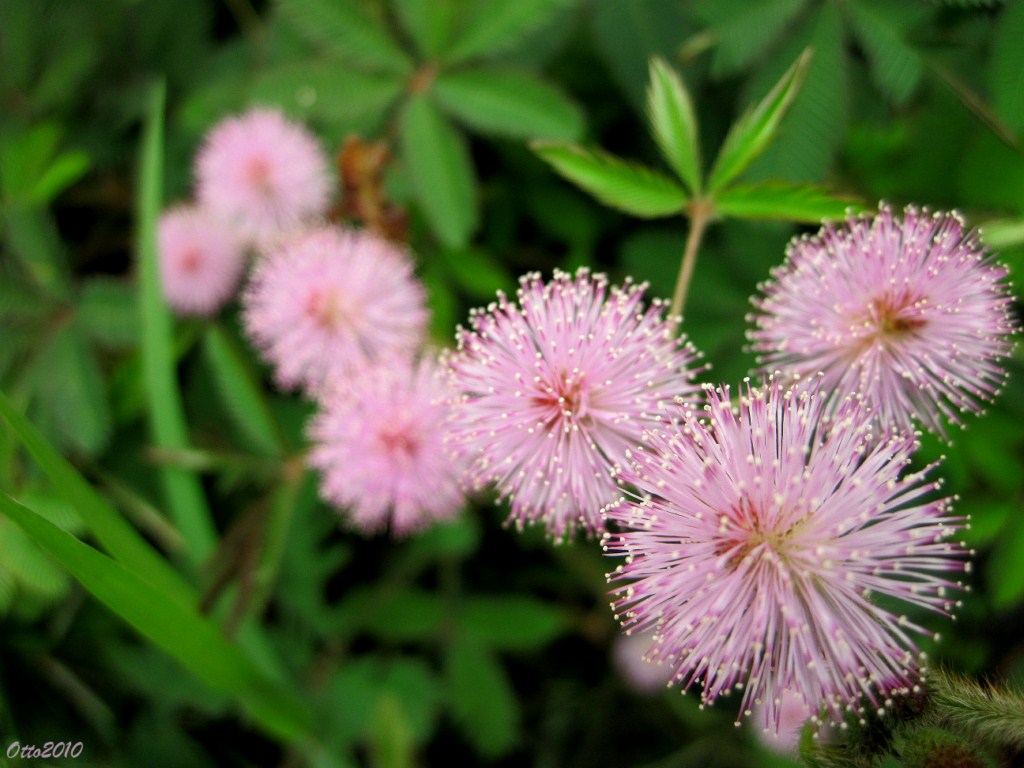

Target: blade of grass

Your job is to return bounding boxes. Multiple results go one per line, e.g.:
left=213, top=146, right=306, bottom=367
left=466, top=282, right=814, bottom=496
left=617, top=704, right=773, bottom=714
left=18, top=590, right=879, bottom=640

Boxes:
left=203, top=323, right=286, bottom=459
left=0, top=493, right=315, bottom=744
left=0, top=389, right=193, bottom=605
left=137, top=80, right=217, bottom=565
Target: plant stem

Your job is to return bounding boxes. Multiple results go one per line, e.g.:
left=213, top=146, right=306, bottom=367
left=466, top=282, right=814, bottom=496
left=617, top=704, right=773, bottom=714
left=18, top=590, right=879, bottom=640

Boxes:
left=669, top=200, right=712, bottom=319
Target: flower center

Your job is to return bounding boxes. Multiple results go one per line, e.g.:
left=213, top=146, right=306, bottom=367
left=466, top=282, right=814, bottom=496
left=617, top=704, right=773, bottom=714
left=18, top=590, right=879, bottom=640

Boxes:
left=179, top=248, right=203, bottom=274
left=867, top=295, right=926, bottom=342
left=718, top=500, right=804, bottom=571
left=245, top=155, right=272, bottom=190
left=377, top=428, right=418, bottom=458
left=531, top=372, right=591, bottom=427
left=304, top=288, right=352, bottom=331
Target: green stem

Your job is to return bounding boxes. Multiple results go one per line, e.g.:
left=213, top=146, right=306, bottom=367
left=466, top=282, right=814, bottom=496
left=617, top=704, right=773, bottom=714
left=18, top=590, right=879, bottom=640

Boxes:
left=669, top=200, right=712, bottom=319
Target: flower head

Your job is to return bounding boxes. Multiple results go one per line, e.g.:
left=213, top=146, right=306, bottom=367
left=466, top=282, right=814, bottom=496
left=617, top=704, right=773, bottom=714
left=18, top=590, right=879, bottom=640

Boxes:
left=308, top=357, right=465, bottom=536
left=196, top=108, right=332, bottom=248
left=444, top=268, right=702, bottom=539
left=604, top=376, right=967, bottom=734
left=157, top=205, right=246, bottom=316
left=242, top=225, right=428, bottom=393
left=748, top=205, right=1016, bottom=437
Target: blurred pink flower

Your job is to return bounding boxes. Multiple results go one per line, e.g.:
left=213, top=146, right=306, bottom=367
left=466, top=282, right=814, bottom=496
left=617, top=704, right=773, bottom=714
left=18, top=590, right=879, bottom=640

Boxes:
left=749, top=205, right=1016, bottom=437
left=604, top=376, right=967, bottom=734
left=308, top=357, right=465, bottom=536
left=195, top=108, right=332, bottom=248
left=157, top=205, right=246, bottom=316
left=613, top=629, right=674, bottom=695
left=242, top=226, right=428, bottom=393
left=444, top=268, right=702, bottom=539
left=753, top=689, right=812, bottom=753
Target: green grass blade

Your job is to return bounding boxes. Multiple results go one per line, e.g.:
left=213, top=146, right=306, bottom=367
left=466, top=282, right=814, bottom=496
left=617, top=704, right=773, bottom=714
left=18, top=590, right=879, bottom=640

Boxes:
left=137, top=79, right=217, bottom=565
left=532, top=141, right=688, bottom=218
left=646, top=57, right=702, bottom=194
left=0, top=493, right=315, bottom=744
left=0, top=389, right=193, bottom=605
left=707, top=48, right=812, bottom=192
left=203, top=323, right=285, bottom=460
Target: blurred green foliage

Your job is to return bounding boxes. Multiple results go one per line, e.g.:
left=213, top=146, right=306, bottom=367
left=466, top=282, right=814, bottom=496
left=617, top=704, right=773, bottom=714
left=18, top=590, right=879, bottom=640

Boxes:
left=0, top=1, right=1022, bottom=766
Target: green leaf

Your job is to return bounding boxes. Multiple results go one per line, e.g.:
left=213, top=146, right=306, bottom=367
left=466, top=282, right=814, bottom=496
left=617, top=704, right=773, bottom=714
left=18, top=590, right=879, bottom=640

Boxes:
left=445, top=0, right=579, bottom=64
left=742, top=2, right=847, bottom=183
left=393, top=0, right=463, bottom=58
left=0, top=389, right=193, bottom=605
left=987, top=503, right=1024, bottom=608
left=461, top=595, right=568, bottom=651
left=340, top=587, right=444, bottom=642
left=434, top=67, right=584, bottom=141
left=989, top=0, right=1024, bottom=133
left=2, top=203, right=70, bottom=296
left=326, top=657, right=441, bottom=748
left=203, top=324, right=284, bottom=459
left=843, top=0, right=925, bottom=106
left=446, top=634, right=519, bottom=758
left=590, top=0, right=691, bottom=111
left=29, top=150, right=90, bottom=206
left=405, top=515, right=481, bottom=560
left=714, top=183, right=859, bottom=223
left=707, top=48, right=812, bottom=192
left=0, top=122, right=62, bottom=200
left=276, top=0, right=413, bottom=74
left=695, top=0, right=808, bottom=78
left=980, top=219, right=1024, bottom=250
left=28, top=324, right=111, bottom=456
left=532, top=141, right=688, bottom=218
left=251, top=63, right=404, bottom=130
left=77, top=276, right=139, bottom=349
left=400, top=95, right=478, bottom=247
left=0, top=494, right=314, bottom=743
left=137, top=80, right=217, bottom=564
left=646, top=56, right=702, bottom=193
left=438, top=246, right=514, bottom=299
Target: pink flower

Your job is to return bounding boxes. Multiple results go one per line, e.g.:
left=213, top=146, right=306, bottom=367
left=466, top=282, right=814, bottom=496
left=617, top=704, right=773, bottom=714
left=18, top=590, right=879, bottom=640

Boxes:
left=604, top=376, right=967, bottom=734
left=748, top=205, right=1016, bottom=437
left=753, top=689, right=812, bottom=753
left=242, top=226, right=428, bottom=393
left=613, top=629, right=674, bottom=695
left=195, top=108, right=332, bottom=248
left=157, top=205, right=246, bottom=316
left=308, top=357, right=465, bottom=536
left=444, top=268, right=702, bottom=539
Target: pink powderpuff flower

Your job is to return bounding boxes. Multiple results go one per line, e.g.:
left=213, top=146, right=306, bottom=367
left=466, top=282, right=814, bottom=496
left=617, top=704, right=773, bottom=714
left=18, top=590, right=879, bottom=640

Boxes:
left=242, top=226, right=428, bottom=393
left=196, top=108, right=332, bottom=249
left=308, top=357, right=465, bottom=537
left=157, top=205, right=246, bottom=316
left=604, top=376, right=968, bottom=735
left=444, top=268, right=703, bottom=539
left=748, top=204, right=1016, bottom=437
